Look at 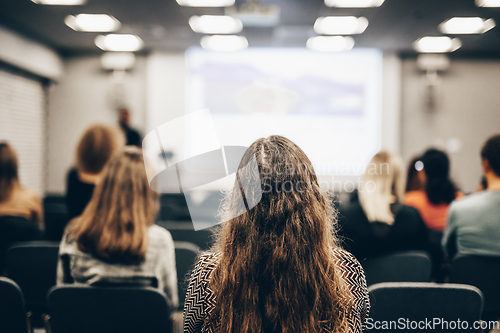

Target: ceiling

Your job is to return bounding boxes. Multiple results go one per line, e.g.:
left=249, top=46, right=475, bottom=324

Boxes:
left=1, top=0, right=500, bottom=57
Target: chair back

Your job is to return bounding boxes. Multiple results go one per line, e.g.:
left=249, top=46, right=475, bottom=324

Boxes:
left=157, top=222, right=215, bottom=251
left=0, top=277, right=30, bottom=333
left=47, top=285, right=173, bottom=333
left=175, top=241, right=200, bottom=309
left=362, top=251, right=432, bottom=286
left=368, top=282, right=483, bottom=333
left=0, top=216, right=42, bottom=273
left=450, top=254, right=500, bottom=321
left=6, top=241, right=59, bottom=317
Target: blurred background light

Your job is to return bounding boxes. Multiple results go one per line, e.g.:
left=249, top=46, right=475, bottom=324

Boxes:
left=439, top=17, right=495, bottom=34
left=176, top=0, right=235, bottom=7
left=65, top=14, right=121, bottom=32
left=200, top=35, right=248, bottom=51
left=189, top=15, right=243, bottom=34
left=31, top=0, right=86, bottom=4
left=306, top=36, right=355, bottom=52
left=95, top=34, right=144, bottom=52
left=475, top=0, right=500, bottom=7
left=314, top=16, right=369, bottom=35
left=325, top=0, right=384, bottom=8
left=413, top=36, right=462, bottom=53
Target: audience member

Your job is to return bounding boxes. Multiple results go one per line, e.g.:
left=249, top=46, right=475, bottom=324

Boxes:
left=184, top=136, right=369, bottom=333
left=404, top=149, right=463, bottom=231
left=0, top=142, right=43, bottom=229
left=443, top=134, right=500, bottom=259
left=405, top=156, right=424, bottom=192
left=339, top=151, right=427, bottom=260
left=119, top=107, right=142, bottom=147
left=66, top=125, right=120, bottom=220
left=57, top=147, right=178, bottom=308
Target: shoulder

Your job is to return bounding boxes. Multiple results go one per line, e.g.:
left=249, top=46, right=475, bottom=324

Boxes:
left=449, top=191, right=489, bottom=213
left=332, top=248, right=365, bottom=276
left=148, top=225, right=175, bottom=249
left=17, top=188, right=42, bottom=207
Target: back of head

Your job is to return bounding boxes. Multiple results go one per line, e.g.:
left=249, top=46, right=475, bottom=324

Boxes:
left=406, top=156, right=424, bottom=192
left=69, top=146, right=158, bottom=264
left=0, top=142, right=18, bottom=202
left=210, top=135, right=352, bottom=333
left=359, top=151, right=405, bottom=224
left=76, top=125, right=120, bottom=175
left=481, top=134, right=500, bottom=178
left=421, top=148, right=456, bottom=205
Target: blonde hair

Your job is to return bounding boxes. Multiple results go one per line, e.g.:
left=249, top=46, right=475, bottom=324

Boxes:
left=68, top=147, right=158, bottom=263
left=359, top=151, right=405, bottom=224
left=76, top=124, right=120, bottom=175
left=0, top=142, right=19, bottom=202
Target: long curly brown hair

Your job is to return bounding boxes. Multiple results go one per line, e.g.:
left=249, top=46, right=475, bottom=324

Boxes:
left=208, top=135, right=353, bottom=333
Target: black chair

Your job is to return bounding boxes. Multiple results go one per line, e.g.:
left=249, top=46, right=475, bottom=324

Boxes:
left=46, top=285, right=173, bottom=333
left=157, top=221, right=216, bottom=251
left=450, top=254, right=500, bottom=322
left=0, top=277, right=31, bottom=333
left=6, top=241, right=59, bottom=326
left=0, top=216, right=42, bottom=274
left=175, top=241, right=200, bottom=309
left=158, top=194, right=192, bottom=221
left=368, top=282, right=483, bottom=333
left=362, top=251, right=432, bottom=286
left=43, top=195, right=69, bottom=242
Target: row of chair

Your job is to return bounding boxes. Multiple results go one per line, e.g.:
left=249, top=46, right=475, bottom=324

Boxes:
left=1, top=240, right=200, bottom=327
left=0, top=277, right=488, bottom=333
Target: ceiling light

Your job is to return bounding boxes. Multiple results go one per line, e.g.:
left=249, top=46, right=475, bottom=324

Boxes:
left=189, top=15, right=243, bottom=34
left=325, top=0, right=384, bottom=8
left=200, top=35, right=248, bottom=51
left=31, top=0, right=86, bottom=4
left=177, top=0, right=234, bottom=7
left=306, top=36, right=355, bottom=52
left=314, top=16, right=368, bottom=35
left=95, top=34, right=144, bottom=52
left=476, top=0, right=500, bottom=7
left=65, top=14, right=121, bottom=32
left=413, top=37, right=462, bottom=53
left=439, top=17, right=495, bottom=34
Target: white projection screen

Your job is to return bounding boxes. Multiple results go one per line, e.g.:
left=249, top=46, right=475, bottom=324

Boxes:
left=185, top=47, right=383, bottom=180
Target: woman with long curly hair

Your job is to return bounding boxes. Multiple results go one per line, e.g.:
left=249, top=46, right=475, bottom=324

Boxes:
left=184, top=135, right=369, bottom=333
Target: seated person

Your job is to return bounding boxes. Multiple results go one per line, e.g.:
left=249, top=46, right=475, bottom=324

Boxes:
left=184, top=136, right=369, bottom=333
left=57, top=147, right=178, bottom=309
left=404, top=149, right=463, bottom=231
left=443, top=134, right=500, bottom=259
left=339, top=152, right=428, bottom=260
left=66, top=124, right=120, bottom=220
left=0, top=142, right=43, bottom=229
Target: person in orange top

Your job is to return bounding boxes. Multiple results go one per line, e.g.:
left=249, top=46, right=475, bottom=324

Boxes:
left=0, top=142, right=43, bottom=229
left=404, top=149, right=463, bottom=231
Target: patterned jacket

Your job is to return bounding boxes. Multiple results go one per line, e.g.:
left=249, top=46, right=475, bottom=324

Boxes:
left=184, top=248, right=370, bottom=333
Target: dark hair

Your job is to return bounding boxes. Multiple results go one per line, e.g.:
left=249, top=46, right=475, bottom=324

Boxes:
left=208, top=135, right=353, bottom=333
left=0, top=142, right=19, bottom=202
left=481, top=134, right=500, bottom=177
left=421, top=149, right=457, bottom=205
left=405, top=156, right=423, bottom=192
left=76, top=125, right=119, bottom=175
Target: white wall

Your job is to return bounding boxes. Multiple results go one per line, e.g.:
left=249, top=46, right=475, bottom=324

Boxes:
left=46, top=55, right=147, bottom=193
left=401, top=58, right=500, bottom=193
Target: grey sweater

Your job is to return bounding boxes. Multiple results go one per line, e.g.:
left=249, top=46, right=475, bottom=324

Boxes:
left=442, top=190, right=500, bottom=258
left=57, top=224, right=179, bottom=309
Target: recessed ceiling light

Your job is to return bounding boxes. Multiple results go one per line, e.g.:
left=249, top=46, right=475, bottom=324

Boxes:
left=325, top=0, right=384, bottom=8
left=306, top=36, right=355, bottom=52
left=200, top=35, right=248, bottom=51
left=413, top=37, right=462, bottom=53
left=31, top=0, right=86, bottom=4
left=439, top=17, right=495, bottom=34
left=177, top=0, right=234, bottom=7
left=475, top=0, right=500, bottom=7
left=95, top=34, right=144, bottom=52
left=65, top=14, right=121, bottom=32
left=189, top=15, right=243, bottom=34
left=314, top=16, right=369, bottom=35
